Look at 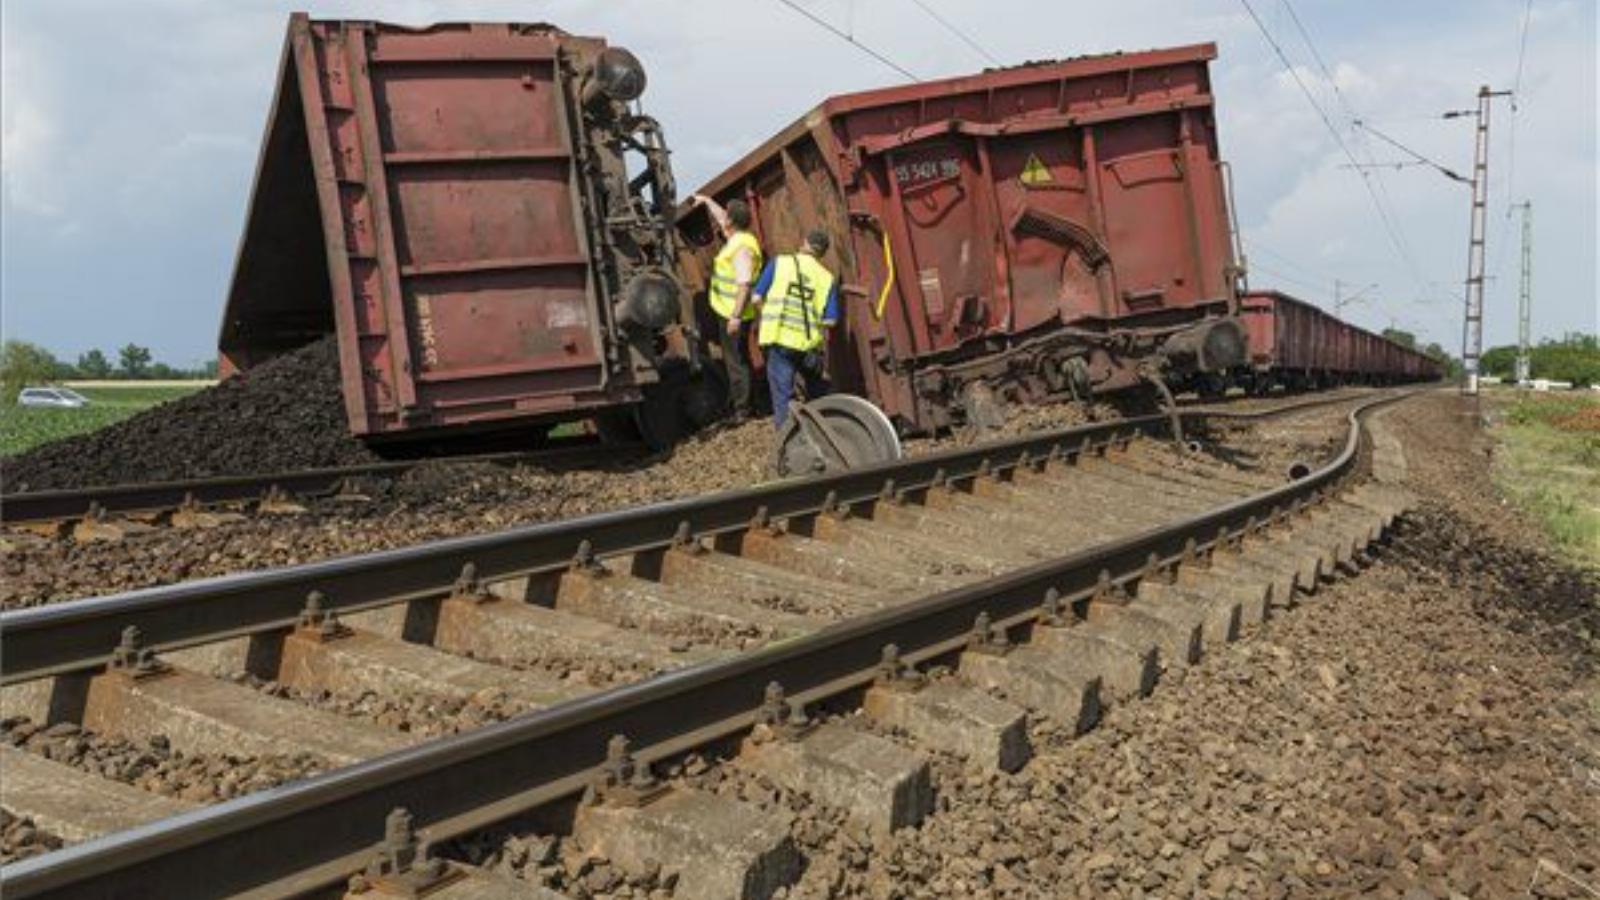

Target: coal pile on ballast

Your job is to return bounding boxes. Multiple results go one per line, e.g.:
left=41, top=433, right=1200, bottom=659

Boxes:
left=2, top=338, right=379, bottom=492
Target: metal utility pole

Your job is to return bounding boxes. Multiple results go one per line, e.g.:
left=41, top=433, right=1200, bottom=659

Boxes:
left=1515, top=201, right=1533, bottom=385
left=1450, top=85, right=1513, bottom=395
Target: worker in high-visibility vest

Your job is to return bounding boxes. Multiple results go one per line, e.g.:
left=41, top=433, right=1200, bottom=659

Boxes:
left=693, top=194, right=763, bottom=421
left=751, top=229, right=840, bottom=429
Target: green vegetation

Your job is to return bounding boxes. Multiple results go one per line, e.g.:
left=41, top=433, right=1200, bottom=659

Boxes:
left=1, top=338, right=218, bottom=457
left=1, top=339, right=215, bottom=400
left=0, top=341, right=61, bottom=402
left=1491, top=391, right=1600, bottom=569
left=1481, top=333, right=1600, bottom=386
left=0, top=384, right=206, bottom=457
left=1381, top=328, right=1461, bottom=378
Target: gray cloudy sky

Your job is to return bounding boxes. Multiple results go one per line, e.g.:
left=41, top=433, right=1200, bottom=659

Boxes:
left=2, top=0, right=1594, bottom=367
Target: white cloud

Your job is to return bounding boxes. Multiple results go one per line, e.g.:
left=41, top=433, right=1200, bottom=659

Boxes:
left=0, top=24, right=62, bottom=217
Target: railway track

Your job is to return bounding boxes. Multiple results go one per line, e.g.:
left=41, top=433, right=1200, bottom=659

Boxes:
left=0, top=388, right=1373, bottom=533
left=0, top=391, right=1414, bottom=899
left=0, top=439, right=647, bottom=531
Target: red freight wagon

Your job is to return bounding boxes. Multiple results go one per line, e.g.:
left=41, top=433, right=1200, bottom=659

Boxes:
left=1239, top=290, right=1442, bottom=389
left=677, top=45, right=1248, bottom=434
left=219, top=15, right=702, bottom=443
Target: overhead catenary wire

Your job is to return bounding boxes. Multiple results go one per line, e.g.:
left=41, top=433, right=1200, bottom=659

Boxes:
left=772, top=0, right=920, bottom=82
left=1279, top=0, right=1357, bottom=122
left=1511, top=0, right=1534, bottom=105
left=1491, top=0, right=1535, bottom=310
left=1351, top=120, right=1468, bottom=183
left=1239, top=0, right=1432, bottom=301
left=1274, top=0, right=1453, bottom=328
left=904, top=0, right=1001, bottom=66
left=1246, top=259, right=1329, bottom=300
left=1338, top=160, right=1431, bottom=173
left=1242, top=237, right=1338, bottom=285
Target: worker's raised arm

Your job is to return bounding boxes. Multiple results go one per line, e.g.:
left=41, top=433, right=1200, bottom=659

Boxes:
left=691, top=193, right=731, bottom=239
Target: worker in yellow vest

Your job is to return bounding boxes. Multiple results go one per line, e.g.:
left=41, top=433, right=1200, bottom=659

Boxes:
left=751, top=230, right=840, bottom=429
left=693, top=194, right=763, bottom=421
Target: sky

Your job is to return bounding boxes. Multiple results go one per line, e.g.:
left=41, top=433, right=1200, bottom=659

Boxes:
left=2, top=0, right=1594, bottom=368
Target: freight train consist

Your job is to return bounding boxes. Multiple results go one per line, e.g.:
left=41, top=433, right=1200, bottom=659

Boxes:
left=219, top=16, right=1437, bottom=447
left=1235, top=291, right=1443, bottom=392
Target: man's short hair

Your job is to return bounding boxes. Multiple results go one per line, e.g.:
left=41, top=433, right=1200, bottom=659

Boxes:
left=806, top=229, right=830, bottom=255
left=727, top=199, right=752, bottom=229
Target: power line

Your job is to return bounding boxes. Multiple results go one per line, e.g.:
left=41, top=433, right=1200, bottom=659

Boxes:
left=1242, top=237, right=1337, bottom=284
left=1350, top=112, right=1462, bottom=125
left=905, top=0, right=1001, bottom=66
left=1269, top=1, right=1453, bottom=343
left=1274, top=0, right=1441, bottom=308
left=1239, top=0, right=1431, bottom=295
left=1248, top=259, right=1328, bottom=298
left=1511, top=0, right=1534, bottom=102
left=772, top=0, right=920, bottom=82
left=1351, top=120, right=1468, bottom=182
left=1490, top=1, right=1535, bottom=327
left=1279, top=0, right=1356, bottom=121
left=1503, top=0, right=1535, bottom=209
left=1338, top=160, right=1431, bottom=173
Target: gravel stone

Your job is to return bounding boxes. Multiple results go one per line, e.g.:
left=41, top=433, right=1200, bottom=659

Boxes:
left=0, top=715, right=329, bottom=805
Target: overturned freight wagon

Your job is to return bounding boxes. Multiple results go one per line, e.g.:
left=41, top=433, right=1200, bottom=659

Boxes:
left=219, top=15, right=707, bottom=443
left=677, top=44, right=1248, bottom=434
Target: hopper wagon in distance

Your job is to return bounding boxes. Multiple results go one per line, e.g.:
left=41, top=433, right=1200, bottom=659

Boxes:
left=676, top=43, right=1251, bottom=436
left=218, top=14, right=719, bottom=448
left=1236, top=290, right=1444, bottom=392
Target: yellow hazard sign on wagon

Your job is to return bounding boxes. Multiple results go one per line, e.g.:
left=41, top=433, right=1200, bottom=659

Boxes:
left=1019, top=153, right=1053, bottom=187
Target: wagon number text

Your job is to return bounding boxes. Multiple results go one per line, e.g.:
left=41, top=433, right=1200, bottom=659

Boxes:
left=894, top=158, right=961, bottom=186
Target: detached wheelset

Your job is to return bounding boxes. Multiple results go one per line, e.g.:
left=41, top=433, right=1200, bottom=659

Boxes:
left=772, top=395, right=903, bottom=477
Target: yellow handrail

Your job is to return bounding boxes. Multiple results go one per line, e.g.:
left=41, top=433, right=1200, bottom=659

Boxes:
left=875, top=229, right=895, bottom=320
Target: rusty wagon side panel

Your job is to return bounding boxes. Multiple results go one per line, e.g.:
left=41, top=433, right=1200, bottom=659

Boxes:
left=678, top=45, right=1244, bottom=433
left=221, top=16, right=682, bottom=440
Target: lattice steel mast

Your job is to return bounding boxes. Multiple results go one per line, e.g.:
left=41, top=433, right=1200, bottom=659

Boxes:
left=1455, top=85, right=1513, bottom=395
left=1514, top=201, right=1533, bottom=385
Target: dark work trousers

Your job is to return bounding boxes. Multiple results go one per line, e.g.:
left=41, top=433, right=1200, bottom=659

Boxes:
left=764, top=345, right=829, bottom=430
left=719, top=319, right=753, bottom=419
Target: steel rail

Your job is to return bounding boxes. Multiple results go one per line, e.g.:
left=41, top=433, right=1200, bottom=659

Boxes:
left=0, top=391, right=1361, bottom=685
left=0, top=387, right=1368, bottom=527
left=0, top=440, right=642, bottom=526
left=0, top=390, right=1411, bottom=899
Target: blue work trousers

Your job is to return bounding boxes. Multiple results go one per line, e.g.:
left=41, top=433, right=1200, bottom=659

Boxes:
left=764, top=345, right=828, bottom=429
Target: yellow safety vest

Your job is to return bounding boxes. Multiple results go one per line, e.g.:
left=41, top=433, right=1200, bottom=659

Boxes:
left=708, top=231, right=763, bottom=321
left=758, top=253, right=836, bottom=352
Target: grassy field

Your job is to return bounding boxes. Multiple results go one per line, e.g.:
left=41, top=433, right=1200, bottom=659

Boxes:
left=0, top=384, right=207, bottom=457
left=1490, top=390, right=1600, bottom=569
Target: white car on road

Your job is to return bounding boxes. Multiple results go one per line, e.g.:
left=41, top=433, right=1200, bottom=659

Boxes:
left=17, top=386, right=90, bottom=408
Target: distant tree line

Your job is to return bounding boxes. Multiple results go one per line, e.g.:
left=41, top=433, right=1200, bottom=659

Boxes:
left=1381, top=328, right=1463, bottom=379
left=1480, top=333, right=1600, bottom=386
left=2, top=340, right=217, bottom=400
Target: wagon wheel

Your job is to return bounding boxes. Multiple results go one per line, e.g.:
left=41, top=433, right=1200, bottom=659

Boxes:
left=773, top=395, right=902, bottom=477
left=1196, top=372, right=1230, bottom=401
left=593, top=362, right=726, bottom=452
